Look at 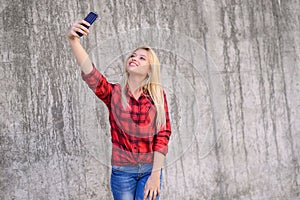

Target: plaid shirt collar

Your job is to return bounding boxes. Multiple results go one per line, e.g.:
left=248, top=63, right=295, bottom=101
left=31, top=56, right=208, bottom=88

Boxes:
left=125, top=84, right=150, bottom=99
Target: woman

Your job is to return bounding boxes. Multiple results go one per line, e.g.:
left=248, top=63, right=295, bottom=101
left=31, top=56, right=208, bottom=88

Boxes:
left=67, top=19, right=171, bottom=200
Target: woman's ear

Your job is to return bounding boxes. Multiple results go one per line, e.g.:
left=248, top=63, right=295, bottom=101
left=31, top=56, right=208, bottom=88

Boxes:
left=147, top=72, right=151, bottom=78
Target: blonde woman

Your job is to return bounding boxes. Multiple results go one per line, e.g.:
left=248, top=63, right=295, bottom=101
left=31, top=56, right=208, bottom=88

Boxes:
left=68, top=19, right=171, bottom=200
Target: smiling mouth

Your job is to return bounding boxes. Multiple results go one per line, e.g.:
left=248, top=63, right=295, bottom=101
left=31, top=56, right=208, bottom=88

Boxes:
left=129, top=61, right=138, bottom=67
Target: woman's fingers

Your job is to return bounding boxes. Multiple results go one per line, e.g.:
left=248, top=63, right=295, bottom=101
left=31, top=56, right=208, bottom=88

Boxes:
left=152, top=190, right=157, bottom=200
left=74, top=26, right=88, bottom=36
left=157, top=188, right=161, bottom=197
left=144, top=189, right=160, bottom=200
left=148, top=190, right=153, bottom=200
left=74, top=22, right=90, bottom=34
left=154, top=189, right=160, bottom=199
left=79, top=19, right=91, bottom=28
left=143, top=189, right=149, bottom=200
left=74, top=21, right=90, bottom=31
left=68, top=20, right=90, bottom=39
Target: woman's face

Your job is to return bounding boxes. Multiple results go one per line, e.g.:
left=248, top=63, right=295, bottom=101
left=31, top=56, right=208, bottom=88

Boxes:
left=126, top=49, right=151, bottom=77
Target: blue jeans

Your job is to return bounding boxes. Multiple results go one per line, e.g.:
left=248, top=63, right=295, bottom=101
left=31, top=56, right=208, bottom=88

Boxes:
left=110, top=164, right=162, bottom=200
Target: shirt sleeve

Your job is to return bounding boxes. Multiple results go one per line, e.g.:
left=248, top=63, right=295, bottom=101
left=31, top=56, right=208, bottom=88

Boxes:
left=153, top=91, right=172, bottom=155
left=81, top=64, right=113, bottom=106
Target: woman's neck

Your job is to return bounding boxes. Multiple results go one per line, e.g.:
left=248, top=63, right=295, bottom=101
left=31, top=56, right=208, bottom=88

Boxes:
left=128, top=75, right=146, bottom=99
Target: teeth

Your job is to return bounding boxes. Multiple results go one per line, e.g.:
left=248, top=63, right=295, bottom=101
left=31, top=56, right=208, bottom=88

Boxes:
left=130, top=62, right=137, bottom=66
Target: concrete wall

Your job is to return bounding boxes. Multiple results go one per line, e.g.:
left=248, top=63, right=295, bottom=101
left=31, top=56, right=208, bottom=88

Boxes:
left=1, top=0, right=299, bottom=199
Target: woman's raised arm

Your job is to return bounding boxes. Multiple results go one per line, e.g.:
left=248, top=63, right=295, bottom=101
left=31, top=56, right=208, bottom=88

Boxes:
left=67, top=20, right=93, bottom=74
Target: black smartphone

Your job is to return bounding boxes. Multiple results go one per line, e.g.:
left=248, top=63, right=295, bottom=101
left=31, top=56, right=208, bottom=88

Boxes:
left=77, top=12, right=98, bottom=37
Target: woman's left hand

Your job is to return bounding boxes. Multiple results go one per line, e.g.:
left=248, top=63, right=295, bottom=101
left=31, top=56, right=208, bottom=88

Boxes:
left=144, top=173, right=161, bottom=200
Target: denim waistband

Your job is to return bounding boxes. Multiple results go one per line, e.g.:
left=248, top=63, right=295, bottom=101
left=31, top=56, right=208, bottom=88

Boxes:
left=112, top=163, right=153, bottom=174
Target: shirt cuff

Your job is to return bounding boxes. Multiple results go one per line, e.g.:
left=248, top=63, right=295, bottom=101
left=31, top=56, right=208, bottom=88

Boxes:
left=154, top=146, right=168, bottom=156
left=81, top=64, right=97, bottom=81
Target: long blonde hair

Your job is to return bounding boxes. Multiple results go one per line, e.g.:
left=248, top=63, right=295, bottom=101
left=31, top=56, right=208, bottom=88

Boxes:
left=122, top=46, right=166, bottom=128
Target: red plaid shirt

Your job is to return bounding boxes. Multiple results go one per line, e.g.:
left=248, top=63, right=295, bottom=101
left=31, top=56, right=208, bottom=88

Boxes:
left=82, top=66, right=171, bottom=166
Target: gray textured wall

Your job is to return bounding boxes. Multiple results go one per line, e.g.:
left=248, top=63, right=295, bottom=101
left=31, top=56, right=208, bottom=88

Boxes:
left=1, top=0, right=300, bottom=199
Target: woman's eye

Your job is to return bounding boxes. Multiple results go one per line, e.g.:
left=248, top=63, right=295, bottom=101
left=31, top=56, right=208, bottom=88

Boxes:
left=140, top=57, right=145, bottom=60
left=130, top=54, right=135, bottom=58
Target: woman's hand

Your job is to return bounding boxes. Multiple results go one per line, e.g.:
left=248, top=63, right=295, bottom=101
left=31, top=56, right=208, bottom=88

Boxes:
left=144, top=173, right=161, bottom=200
left=67, top=20, right=90, bottom=41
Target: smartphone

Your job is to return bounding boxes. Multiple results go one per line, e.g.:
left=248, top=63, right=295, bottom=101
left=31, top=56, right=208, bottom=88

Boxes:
left=77, top=12, right=98, bottom=37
